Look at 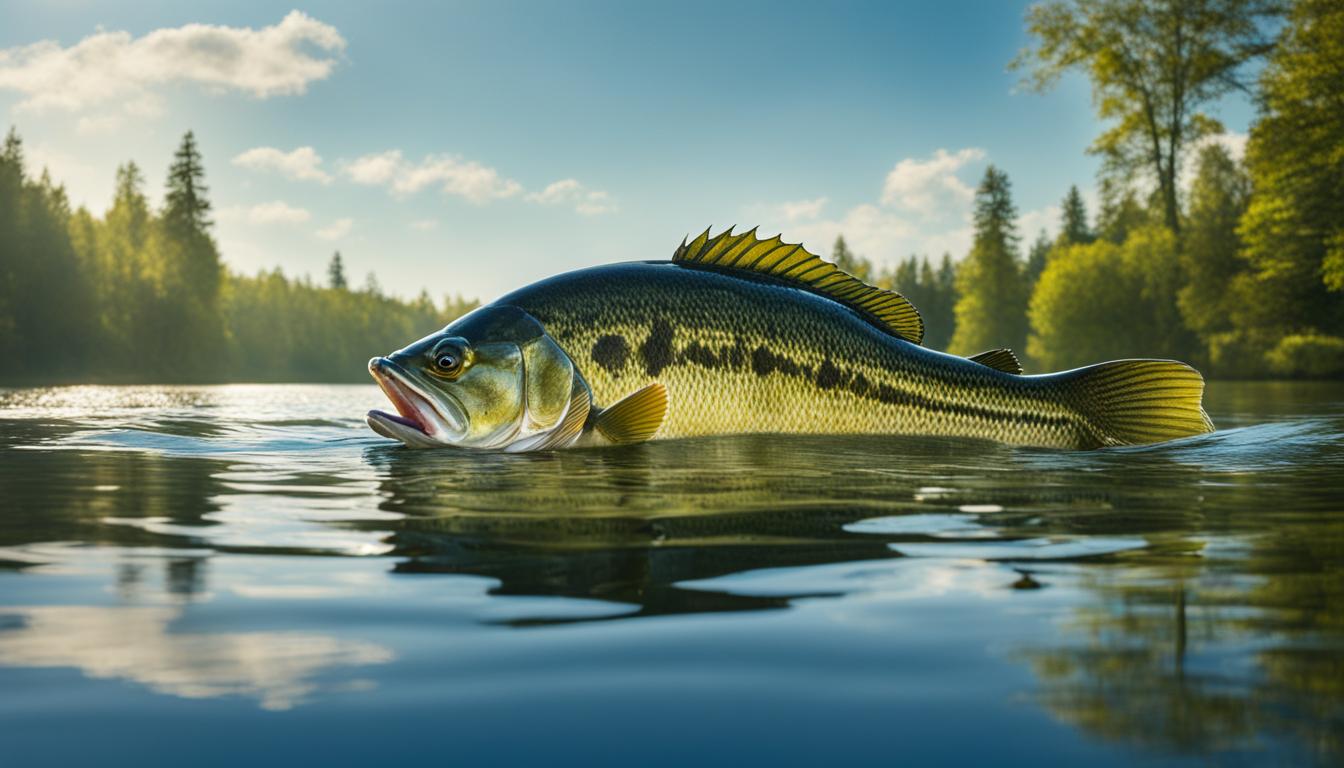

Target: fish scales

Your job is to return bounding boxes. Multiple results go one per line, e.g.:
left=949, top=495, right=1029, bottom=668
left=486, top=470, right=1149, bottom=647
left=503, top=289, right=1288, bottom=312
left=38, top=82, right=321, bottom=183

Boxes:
left=500, top=262, right=1088, bottom=447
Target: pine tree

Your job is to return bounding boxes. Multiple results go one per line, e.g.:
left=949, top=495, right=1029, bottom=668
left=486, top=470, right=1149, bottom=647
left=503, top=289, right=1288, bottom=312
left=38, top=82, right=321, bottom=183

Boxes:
left=1095, top=177, right=1150, bottom=244
left=164, top=131, right=212, bottom=236
left=949, top=166, right=1028, bottom=356
left=328, top=251, right=348, bottom=290
left=1058, top=185, right=1092, bottom=246
left=1026, top=230, right=1052, bottom=288
left=0, top=128, right=23, bottom=361
left=930, top=254, right=958, bottom=350
left=154, top=131, right=224, bottom=379
left=0, top=128, right=91, bottom=375
left=99, top=162, right=154, bottom=362
left=830, top=234, right=873, bottom=282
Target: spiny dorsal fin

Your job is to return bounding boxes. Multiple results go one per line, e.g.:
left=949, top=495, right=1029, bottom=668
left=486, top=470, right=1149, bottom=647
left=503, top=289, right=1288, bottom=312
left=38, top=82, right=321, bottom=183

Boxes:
left=595, top=382, right=667, bottom=444
left=673, top=227, right=924, bottom=345
left=968, top=348, right=1023, bottom=375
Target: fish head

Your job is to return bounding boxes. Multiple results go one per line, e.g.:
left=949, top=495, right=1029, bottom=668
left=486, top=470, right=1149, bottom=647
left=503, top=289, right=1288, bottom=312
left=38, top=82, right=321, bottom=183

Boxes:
left=366, top=305, right=583, bottom=450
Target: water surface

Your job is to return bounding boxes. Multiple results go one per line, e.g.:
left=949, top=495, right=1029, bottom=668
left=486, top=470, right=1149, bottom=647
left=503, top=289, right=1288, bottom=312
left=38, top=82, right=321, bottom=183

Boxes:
left=1, top=382, right=1341, bottom=766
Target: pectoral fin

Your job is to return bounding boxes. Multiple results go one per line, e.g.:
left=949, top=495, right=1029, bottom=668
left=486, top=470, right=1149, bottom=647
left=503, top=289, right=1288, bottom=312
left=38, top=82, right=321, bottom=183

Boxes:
left=594, top=383, right=668, bottom=444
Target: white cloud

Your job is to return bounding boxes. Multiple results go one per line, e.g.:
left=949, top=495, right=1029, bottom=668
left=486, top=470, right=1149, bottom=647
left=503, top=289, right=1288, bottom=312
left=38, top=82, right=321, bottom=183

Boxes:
left=316, top=218, right=353, bottom=240
left=1017, top=204, right=1061, bottom=242
left=526, top=178, right=581, bottom=204
left=1198, top=131, right=1248, bottom=162
left=220, top=200, right=311, bottom=225
left=881, top=148, right=985, bottom=214
left=1180, top=131, right=1248, bottom=190
left=779, top=197, right=828, bottom=222
left=75, top=114, right=122, bottom=136
left=748, top=147, right=991, bottom=270
left=409, top=219, right=438, bottom=231
left=0, top=11, right=345, bottom=115
left=343, top=150, right=523, bottom=203
left=342, top=150, right=402, bottom=186
left=525, top=178, right=616, bottom=216
left=233, top=146, right=332, bottom=184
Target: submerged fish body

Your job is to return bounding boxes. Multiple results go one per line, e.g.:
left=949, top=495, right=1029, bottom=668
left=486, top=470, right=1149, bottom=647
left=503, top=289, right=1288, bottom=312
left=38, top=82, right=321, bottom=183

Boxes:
left=368, top=228, right=1214, bottom=451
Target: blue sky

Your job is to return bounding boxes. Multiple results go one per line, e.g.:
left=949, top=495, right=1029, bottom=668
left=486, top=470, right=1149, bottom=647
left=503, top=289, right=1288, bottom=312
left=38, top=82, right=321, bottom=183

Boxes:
left=0, top=1, right=1255, bottom=302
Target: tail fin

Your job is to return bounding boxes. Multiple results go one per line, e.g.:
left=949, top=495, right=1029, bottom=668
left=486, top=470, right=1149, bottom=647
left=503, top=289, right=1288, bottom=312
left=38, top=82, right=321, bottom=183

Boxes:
left=1059, top=360, right=1215, bottom=447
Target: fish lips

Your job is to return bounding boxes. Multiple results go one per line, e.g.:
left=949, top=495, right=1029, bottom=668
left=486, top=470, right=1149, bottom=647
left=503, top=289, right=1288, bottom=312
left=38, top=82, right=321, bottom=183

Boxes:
left=366, top=357, right=467, bottom=447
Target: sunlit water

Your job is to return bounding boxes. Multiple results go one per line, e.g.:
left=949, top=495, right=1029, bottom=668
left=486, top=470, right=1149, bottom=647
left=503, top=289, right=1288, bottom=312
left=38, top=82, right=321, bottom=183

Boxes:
left=1, top=382, right=1341, bottom=766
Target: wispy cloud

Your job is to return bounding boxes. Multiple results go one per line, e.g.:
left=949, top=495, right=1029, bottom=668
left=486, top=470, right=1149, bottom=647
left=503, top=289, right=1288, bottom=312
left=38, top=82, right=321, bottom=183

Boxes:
left=75, top=114, right=122, bottom=136
left=315, top=218, right=353, bottom=241
left=525, top=178, right=616, bottom=216
left=221, top=201, right=312, bottom=225
left=343, top=151, right=614, bottom=214
left=409, top=219, right=438, bottom=231
left=750, top=147, right=989, bottom=268
left=776, top=197, right=829, bottom=222
left=233, top=146, right=332, bottom=184
left=881, top=148, right=985, bottom=214
left=343, top=150, right=522, bottom=203
left=0, top=12, right=344, bottom=117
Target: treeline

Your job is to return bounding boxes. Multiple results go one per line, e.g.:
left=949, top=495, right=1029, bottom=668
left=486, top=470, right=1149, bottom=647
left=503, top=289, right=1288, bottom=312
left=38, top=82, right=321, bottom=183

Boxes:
left=2, top=0, right=1340, bottom=383
left=834, top=0, right=1344, bottom=378
left=0, top=130, right=476, bottom=384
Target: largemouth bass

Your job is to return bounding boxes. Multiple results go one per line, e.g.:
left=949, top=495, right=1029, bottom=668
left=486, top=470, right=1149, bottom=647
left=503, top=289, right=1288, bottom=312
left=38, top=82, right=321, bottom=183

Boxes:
left=368, top=228, right=1214, bottom=451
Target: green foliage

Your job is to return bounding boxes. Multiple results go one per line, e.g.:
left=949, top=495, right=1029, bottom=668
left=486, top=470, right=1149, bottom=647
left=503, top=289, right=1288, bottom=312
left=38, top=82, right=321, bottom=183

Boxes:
left=1180, top=144, right=1251, bottom=347
left=886, top=253, right=958, bottom=350
left=222, top=270, right=478, bottom=382
left=1029, top=225, right=1194, bottom=369
left=1058, top=185, right=1093, bottom=247
left=153, top=132, right=225, bottom=379
left=0, top=127, right=476, bottom=384
left=1265, top=334, right=1344, bottom=378
left=1095, top=176, right=1154, bottom=243
left=950, top=166, right=1028, bottom=356
left=0, top=128, right=96, bottom=376
left=1026, top=230, right=1052, bottom=289
left=1015, top=0, right=1280, bottom=232
left=1237, top=0, right=1344, bottom=338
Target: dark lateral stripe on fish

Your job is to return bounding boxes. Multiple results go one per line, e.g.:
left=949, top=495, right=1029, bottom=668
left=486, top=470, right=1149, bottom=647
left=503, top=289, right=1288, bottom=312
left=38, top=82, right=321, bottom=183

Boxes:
left=627, top=331, right=1077, bottom=430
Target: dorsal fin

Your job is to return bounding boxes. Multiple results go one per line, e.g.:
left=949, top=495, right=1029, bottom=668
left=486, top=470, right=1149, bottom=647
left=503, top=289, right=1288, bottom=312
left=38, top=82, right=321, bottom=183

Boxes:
left=673, top=227, right=924, bottom=345
left=968, top=348, right=1023, bottom=375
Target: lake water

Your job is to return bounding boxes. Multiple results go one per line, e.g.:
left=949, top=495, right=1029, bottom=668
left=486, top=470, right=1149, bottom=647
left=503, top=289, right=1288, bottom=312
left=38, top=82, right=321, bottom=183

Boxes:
left=0, top=381, right=1341, bottom=766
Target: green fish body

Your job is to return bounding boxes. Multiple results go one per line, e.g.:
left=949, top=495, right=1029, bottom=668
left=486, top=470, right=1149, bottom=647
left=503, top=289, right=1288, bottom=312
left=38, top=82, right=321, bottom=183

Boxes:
left=367, top=229, right=1214, bottom=451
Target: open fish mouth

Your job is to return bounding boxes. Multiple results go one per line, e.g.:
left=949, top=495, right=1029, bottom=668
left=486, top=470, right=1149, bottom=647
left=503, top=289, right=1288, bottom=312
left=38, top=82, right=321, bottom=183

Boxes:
left=366, top=357, right=465, bottom=446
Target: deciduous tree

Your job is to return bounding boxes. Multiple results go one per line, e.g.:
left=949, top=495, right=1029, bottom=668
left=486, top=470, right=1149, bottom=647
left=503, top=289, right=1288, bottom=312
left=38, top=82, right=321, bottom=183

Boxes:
left=1014, top=0, right=1281, bottom=233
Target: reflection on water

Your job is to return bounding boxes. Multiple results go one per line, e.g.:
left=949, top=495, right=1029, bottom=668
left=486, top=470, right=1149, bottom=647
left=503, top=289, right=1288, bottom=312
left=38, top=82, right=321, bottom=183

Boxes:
left=0, top=604, right=392, bottom=711
left=0, top=382, right=1340, bottom=765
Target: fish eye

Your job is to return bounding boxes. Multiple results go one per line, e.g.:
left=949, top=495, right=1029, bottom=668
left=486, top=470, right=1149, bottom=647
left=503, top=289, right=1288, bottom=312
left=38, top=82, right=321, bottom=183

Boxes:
left=429, top=340, right=469, bottom=378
